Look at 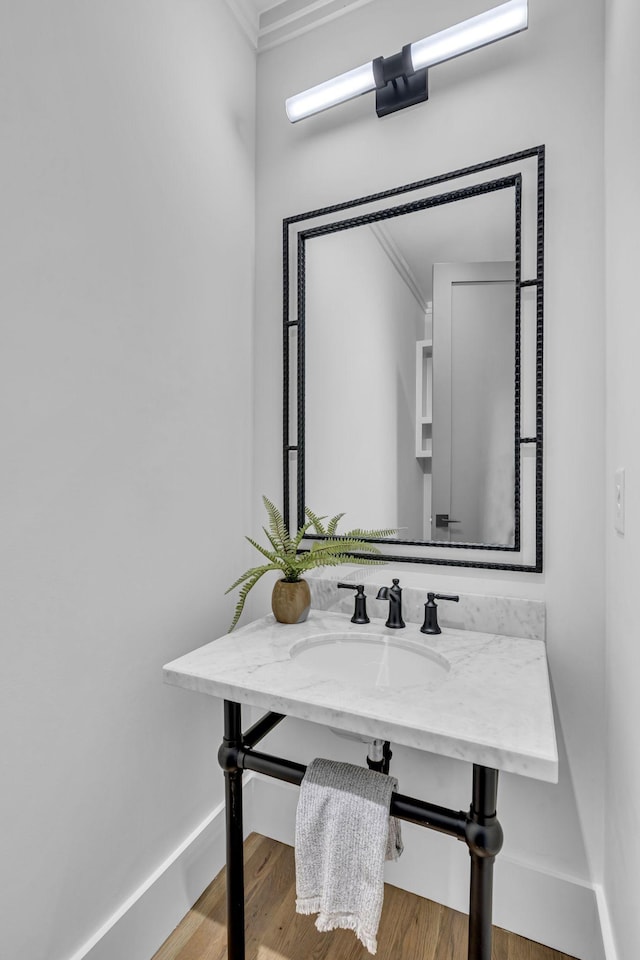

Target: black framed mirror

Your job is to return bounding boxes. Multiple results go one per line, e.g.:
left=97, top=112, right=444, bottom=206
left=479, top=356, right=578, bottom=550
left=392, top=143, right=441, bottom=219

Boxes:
left=283, top=146, right=544, bottom=572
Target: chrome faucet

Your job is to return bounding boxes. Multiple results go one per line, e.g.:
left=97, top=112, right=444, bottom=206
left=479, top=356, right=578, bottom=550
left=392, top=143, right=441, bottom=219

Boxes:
left=376, top=578, right=405, bottom=628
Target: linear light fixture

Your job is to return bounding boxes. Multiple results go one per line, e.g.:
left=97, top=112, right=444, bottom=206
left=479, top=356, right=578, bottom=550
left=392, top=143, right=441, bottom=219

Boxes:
left=285, top=0, right=528, bottom=123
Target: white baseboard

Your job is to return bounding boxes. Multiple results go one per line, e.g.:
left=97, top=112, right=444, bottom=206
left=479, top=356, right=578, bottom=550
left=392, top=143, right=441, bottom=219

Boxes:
left=68, top=773, right=613, bottom=960
left=250, top=775, right=606, bottom=960
left=594, top=883, right=620, bottom=960
left=68, top=777, right=255, bottom=960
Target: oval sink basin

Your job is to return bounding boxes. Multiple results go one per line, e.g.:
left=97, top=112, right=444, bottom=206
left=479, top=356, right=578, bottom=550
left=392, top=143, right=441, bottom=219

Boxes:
left=290, top=632, right=449, bottom=689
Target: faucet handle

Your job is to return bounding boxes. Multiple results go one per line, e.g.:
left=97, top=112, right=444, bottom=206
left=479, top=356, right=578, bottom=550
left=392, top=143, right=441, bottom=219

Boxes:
left=337, top=582, right=370, bottom=624
left=420, top=592, right=460, bottom=635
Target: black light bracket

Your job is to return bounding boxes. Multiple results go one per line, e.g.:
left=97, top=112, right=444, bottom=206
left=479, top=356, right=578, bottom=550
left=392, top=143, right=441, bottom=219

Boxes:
left=372, top=44, right=429, bottom=118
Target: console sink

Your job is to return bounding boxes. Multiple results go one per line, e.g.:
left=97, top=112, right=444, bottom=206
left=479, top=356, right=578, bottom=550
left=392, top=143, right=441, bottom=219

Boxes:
left=291, top=632, right=449, bottom=689
left=163, top=610, right=558, bottom=782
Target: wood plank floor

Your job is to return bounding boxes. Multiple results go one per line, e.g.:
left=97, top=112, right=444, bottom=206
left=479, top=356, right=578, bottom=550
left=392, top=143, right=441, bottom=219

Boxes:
left=152, top=834, right=579, bottom=960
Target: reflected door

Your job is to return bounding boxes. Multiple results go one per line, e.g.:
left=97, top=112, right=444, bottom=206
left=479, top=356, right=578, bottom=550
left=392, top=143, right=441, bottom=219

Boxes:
left=431, top=262, right=516, bottom=545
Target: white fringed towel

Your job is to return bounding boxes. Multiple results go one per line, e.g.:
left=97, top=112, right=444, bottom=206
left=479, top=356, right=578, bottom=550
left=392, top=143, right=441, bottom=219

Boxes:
left=294, top=757, right=403, bottom=954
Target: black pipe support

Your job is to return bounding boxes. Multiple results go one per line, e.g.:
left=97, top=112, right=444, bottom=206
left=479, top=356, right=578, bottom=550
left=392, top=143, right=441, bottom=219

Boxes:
left=465, top=817, right=504, bottom=859
left=222, top=701, right=246, bottom=960
left=241, top=748, right=307, bottom=786
left=218, top=741, right=243, bottom=773
left=218, top=739, right=502, bottom=858
left=467, top=765, right=501, bottom=960
left=218, top=704, right=504, bottom=960
left=219, top=710, right=287, bottom=771
left=231, top=745, right=472, bottom=841
left=223, top=699, right=243, bottom=743
left=472, top=763, right=498, bottom=818
left=242, top=711, right=286, bottom=748
left=391, top=792, right=467, bottom=839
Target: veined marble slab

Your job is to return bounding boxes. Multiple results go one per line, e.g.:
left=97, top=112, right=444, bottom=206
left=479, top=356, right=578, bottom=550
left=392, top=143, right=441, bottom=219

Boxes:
left=164, top=611, right=557, bottom=783
left=307, top=567, right=546, bottom=642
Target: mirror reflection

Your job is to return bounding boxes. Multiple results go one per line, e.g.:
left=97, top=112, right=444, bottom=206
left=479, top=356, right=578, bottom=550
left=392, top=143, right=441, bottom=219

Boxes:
left=305, top=188, right=517, bottom=546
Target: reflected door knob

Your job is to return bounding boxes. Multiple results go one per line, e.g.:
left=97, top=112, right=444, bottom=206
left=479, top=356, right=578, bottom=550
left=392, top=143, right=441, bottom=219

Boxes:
left=435, top=513, right=461, bottom=528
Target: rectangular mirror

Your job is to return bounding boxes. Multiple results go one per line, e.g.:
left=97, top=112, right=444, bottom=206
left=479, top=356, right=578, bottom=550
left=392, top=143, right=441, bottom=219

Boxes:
left=283, top=146, right=544, bottom=572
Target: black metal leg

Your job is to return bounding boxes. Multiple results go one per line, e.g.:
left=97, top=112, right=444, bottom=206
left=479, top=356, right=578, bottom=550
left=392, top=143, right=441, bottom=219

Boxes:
left=217, top=709, right=505, bottom=960
left=223, top=701, right=245, bottom=960
left=469, top=852, right=495, bottom=959
left=467, top=765, right=503, bottom=960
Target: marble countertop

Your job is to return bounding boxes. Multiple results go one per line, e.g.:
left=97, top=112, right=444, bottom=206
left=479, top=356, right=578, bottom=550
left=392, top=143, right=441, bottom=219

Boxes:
left=163, top=611, right=558, bottom=783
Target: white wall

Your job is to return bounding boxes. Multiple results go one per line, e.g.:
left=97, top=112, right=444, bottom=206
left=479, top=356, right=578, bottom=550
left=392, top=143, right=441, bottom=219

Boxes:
left=604, top=1, right=640, bottom=958
left=305, top=227, right=424, bottom=533
left=253, top=0, right=606, bottom=954
left=0, top=3, right=255, bottom=958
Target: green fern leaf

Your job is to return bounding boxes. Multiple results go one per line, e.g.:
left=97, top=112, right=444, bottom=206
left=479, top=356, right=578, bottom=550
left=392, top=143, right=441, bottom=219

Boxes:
left=226, top=563, right=282, bottom=631
left=309, top=537, right=381, bottom=556
left=345, top=526, right=397, bottom=540
left=226, top=499, right=395, bottom=631
left=245, top=536, right=278, bottom=564
left=262, top=527, right=282, bottom=555
left=263, top=495, right=291, bottom=554
left=292, top=518, right=317, bottom=550
left=304, top=507, right=328, bottom=535
left=327, top=513, right=346, bottom=535
left=225, top=562, right=279, bottom=595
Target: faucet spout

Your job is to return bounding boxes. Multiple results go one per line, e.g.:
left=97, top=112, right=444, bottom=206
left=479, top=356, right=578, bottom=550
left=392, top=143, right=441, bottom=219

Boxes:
left=376, top=578, right=405, bottom=629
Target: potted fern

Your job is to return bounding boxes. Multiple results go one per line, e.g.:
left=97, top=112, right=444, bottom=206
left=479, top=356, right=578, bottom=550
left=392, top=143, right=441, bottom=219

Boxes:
left=226, top=496, right=394, bottom=631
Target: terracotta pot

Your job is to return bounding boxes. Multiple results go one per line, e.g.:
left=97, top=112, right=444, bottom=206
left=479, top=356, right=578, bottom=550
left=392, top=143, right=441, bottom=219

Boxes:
left=271, top=578, right=311, bottom=624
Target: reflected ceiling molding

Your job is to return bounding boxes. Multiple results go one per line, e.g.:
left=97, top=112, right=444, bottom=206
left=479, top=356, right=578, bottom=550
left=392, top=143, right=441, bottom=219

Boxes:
left=369, top=223, right=429, bottom=314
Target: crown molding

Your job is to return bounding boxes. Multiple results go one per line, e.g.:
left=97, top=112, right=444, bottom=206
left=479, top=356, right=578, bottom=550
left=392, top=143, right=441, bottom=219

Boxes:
left=369, top=223, right=429, bottom=314
left=226, top=0, right=376, bottom=53
left=224, top=0, right=260, bottom=49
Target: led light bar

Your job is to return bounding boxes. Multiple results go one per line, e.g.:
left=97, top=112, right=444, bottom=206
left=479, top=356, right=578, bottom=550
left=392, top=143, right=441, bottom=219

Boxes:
left=285, top=62, right=376, bottom=123
left=410, top=0, right=528, bottom=72
left=285, top=0, right=528, bottom=123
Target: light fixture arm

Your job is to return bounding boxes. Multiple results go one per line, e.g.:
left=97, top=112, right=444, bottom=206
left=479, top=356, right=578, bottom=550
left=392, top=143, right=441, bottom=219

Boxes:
left=372, top=44, right=428, bottom=118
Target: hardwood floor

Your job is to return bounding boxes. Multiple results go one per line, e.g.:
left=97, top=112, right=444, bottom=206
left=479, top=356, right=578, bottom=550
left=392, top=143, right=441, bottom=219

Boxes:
left=152, top=834, right=579, bottom=960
